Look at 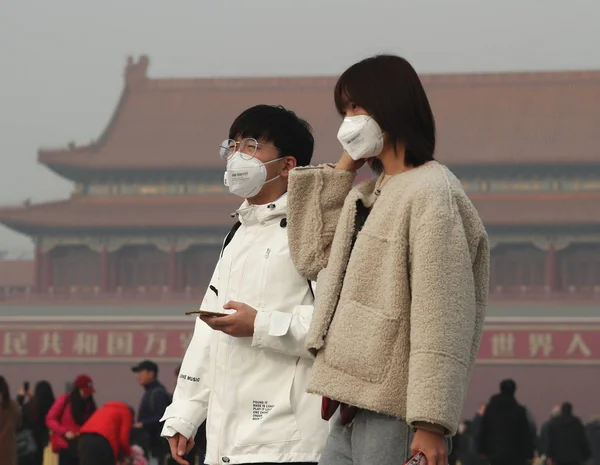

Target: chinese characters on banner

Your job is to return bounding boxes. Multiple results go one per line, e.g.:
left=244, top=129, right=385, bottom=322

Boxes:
left=1, top=324, right=193, bottom=362
left=479, top=327, right=599, bottom=363
left=2, top=322, right=599, bottom=364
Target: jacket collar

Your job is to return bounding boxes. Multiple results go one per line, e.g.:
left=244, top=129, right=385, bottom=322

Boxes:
left=351, top=161, right=440, bottom=208
left=143, top=379, right=162, bottom=391
left=235, top=193, right=288, bottom=226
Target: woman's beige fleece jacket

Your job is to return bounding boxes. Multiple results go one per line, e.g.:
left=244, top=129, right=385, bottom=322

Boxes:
left=286, top=161, right=490, bottom=435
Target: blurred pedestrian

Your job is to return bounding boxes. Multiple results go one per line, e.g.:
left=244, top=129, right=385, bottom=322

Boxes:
left=131, top=361, right=170, bottom=464
left=477, top=379, right=534, bottom=465
left=586, top=415, right=600, bottom=465
left=46, top=375, right=97, bottom=465
left=0, top=375, right=22, bottom=465
left=78, top=401, right=133, bottom=465
left=547, top=402, right=591, bottom=465
left=20, top=381, right=56, bottom=465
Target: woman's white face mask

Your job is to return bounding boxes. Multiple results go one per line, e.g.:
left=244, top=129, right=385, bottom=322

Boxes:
left=224, top=152, right=281, bottom=198
left=336, top=115, right=384, bottom=161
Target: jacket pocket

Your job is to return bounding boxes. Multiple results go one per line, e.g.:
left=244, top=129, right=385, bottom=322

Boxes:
left=323, top=298, right=399, bottom=383
left=233, top=351, right=301, bottom=447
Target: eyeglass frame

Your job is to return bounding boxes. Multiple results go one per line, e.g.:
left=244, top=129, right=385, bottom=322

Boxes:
left=219, top=138, right=281, bottom=161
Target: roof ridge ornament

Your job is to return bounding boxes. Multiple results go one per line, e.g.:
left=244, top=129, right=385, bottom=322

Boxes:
left=125, top=55, right=149, bottom=87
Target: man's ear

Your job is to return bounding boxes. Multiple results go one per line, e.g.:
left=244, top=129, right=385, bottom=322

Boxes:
left=280, top=156, right=297, bottom=178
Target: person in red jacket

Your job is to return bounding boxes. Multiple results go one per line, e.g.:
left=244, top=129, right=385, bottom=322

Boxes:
left=46, top=374, right=97, bottom=465
left=78, top=401, right=134, bottom=465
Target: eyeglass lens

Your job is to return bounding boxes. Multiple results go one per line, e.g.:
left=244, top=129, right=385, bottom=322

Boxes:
left=219, top=139, right=258, bottom=160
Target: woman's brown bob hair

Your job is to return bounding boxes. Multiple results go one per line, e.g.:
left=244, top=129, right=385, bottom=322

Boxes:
left=334, top=54, right=436, bottom=167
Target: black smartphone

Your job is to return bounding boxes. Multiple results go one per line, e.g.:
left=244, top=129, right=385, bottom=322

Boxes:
left=23, top=381, right=30, bottom=392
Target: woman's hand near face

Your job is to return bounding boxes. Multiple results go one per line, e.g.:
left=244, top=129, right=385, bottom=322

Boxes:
left=335, top=151, right=367, bottom=171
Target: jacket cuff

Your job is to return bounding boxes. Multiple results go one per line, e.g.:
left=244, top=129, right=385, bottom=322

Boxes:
left=252, top=310, right=293, bottom=347
left=161, top=418, right=197, bottom=440
left=413, top=421, right=447, bottom=435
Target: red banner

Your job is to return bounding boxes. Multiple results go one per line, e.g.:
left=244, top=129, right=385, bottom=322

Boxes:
left=1, top=321, right=599, bottom=364
left=0, top=323, right=192, bottom=363
left=478, top=325, right=600, bottom=364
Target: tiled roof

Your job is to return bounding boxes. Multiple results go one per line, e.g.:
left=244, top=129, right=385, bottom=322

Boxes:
left=38, top=56, right=600, bottom=171
left=0, top=196, right=240, bottom=231
left=0, top=260, right=34, bottom=287
left=1, top=192, right=600, bottom=231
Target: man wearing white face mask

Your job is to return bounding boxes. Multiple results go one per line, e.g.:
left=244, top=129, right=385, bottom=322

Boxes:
left=160, top=105, right=328, bottom=465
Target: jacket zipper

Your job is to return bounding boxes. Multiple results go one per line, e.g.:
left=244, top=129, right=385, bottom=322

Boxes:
left=258, top=244, right=271, bottom=307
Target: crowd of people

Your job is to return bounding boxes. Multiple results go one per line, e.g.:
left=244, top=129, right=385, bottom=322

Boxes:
left=3, top=371, right=599, bottom=465
left=457, top=379, right=599, bottom=465
left=0, top=52, right=595, bottom=465
left=0, top=361, right=202, bottom=465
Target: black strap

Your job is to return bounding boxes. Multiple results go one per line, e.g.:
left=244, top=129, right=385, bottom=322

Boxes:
left=308, top=280, right=314, bottom=299
left=221, top=221, right=242, bottom=257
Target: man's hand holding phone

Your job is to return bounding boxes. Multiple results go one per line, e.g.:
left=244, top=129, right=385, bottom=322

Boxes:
left=198, top=301, right=258, bottom=338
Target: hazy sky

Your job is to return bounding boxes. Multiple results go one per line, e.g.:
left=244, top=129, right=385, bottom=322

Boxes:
left=1, top=0, right=599, bottom=251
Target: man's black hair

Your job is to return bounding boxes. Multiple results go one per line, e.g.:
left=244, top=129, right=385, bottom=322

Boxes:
left=499, top=378, right=517, bottom=396
left=228, top=104, right=314, bottom=167
left=561, top=402, right=573, bottom=416
left=334, top=54, right=436, bottom=168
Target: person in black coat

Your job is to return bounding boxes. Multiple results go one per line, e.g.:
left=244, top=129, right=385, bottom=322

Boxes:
left=586, top=418, right=600, bottom=465
left=477, top=379, right=534, bottom=465
left=547, top=402, right=591, bottom=465
left=18, top=381, right=56, bottom=465
left=540, top=405, right=561, bottom=459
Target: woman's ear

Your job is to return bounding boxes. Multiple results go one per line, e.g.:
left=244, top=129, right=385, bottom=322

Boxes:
left=280, top=156, right=297, bottom=178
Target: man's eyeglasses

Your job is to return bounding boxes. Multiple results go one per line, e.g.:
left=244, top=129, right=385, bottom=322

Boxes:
left=219, top=138, right=279, bottom=161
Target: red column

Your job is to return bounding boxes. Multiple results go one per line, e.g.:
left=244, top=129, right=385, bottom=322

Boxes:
left=34, top=244, right=42, bottom=294
left=168, top=246, right=177, bottom=293
left=110, top=252, right=118, bottom=291
left=100, top=246, right=109, bottom=293
left=43, top=251, right=53, bottom=293
left=176, top=250, right=185, bottom=292
left=545, top=243, right=556, bottom=291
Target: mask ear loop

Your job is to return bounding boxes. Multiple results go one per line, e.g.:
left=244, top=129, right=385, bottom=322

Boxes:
left=262, top=156, right=288, bottom=185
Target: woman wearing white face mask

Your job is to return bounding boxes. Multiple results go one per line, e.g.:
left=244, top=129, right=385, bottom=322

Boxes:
left=286, top=55, right=490, bottom=465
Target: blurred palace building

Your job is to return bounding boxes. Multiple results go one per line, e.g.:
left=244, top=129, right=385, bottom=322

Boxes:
left=1, top=56, right=600, bottom=420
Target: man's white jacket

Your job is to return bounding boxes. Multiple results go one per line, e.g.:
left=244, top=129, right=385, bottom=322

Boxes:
left=161, top=194, right=327, bottom=464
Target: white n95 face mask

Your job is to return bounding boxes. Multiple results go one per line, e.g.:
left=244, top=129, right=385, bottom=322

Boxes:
left=224, top=152, right=281, bottom=198
left=336, top=115, right=384, bottom=161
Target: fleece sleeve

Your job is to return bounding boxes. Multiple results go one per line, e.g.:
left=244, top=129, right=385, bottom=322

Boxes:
left=287, top=166, right=356, bottom=281
left=405, top=188, right=484, bottom=434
